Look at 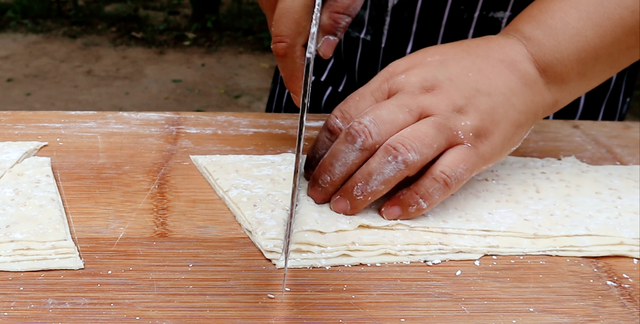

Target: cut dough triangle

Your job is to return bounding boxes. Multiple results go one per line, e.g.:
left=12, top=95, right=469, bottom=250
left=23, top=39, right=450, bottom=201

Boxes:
left=0, top=142, right=83, bottom=271
left=0, top=141, right=46, bottom=179
left=192, top=154, right=639, bottom=268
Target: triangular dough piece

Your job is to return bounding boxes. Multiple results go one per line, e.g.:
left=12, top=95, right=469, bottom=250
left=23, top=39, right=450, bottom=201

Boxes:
left=192, top=154, right=639, bottom=268
left=0, top=141, right=46, bottom=179
left=0, top=155, right=83, bottom=271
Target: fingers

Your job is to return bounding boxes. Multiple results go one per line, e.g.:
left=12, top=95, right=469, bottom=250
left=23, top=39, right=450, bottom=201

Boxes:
left=306, top=95, right=430, bottom=205
left=303, top=72, right=393, bottom=179
left=266, top=0, right=365, bottom=101
left=270, top=0, right=315, bottom=105
left=326, top=117, right=453, bottom=215
left=317, top=0, right=365, bottom=59
left=380, top=144, right=481, bottom=220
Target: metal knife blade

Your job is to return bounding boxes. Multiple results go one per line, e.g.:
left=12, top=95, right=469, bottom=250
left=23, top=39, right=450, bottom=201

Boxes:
left=282, top=0, right=323, bottom=295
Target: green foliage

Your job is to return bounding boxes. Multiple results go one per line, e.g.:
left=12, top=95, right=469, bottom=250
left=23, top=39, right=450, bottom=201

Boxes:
left=7, top=0, right=51, bottom=19
left=0, top=0, right=271, bottom=50
left=0, top=3, right=12, bottom=16
left=189, top=14, right=215, bottom=32
left=217, top=0, right=270, bottom=49
left=189, top=0, right=219, bottom=23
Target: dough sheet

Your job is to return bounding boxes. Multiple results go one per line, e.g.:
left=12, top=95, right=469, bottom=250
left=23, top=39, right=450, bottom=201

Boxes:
left=0, top=142, right=83, bottom=271
left=192, top=154, right=639, bottom=268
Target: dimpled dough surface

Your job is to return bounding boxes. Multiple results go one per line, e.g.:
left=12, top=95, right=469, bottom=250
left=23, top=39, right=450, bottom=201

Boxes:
left=0, top=142, right=83, bottom=271
left=191, top=154, right=640, bottom=268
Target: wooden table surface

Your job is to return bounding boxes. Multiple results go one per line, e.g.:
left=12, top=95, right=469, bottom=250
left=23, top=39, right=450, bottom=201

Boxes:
left=0, top=111, right=638, bottom=323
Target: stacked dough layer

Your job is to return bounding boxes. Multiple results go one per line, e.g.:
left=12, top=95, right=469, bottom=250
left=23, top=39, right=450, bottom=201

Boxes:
left=192, top=154, right=639, bottom=268
left=0, top=142, right=83, bottom=271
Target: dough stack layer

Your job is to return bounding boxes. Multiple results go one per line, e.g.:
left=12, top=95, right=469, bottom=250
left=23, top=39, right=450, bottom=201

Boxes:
left=0, top=142, right=84, bottom=271
left=192, top=154, right=640, bottom=268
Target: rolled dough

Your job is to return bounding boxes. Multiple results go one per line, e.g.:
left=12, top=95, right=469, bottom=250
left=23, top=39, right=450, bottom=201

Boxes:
left=191, top=154, right=639, bottom=268
left=0, top=142, right=83, bottom=271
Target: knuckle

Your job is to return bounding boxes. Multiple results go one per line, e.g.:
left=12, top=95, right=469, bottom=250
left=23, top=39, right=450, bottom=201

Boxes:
left=373, top=66, right=401, bottom=98
left=311, top=167, right=333, bottom=187
left=399, top=186, right=429, bottom=213
left=451, top=105, right=467, bottom=117
left=381, top=139, right=419, bottom=168
left=418, top=82, right=437, bottom=95
left=469, top=125, right=489, bottom=145
left=270, top=36, right=293, bottom=59
left=308, top=166, right=342, bottom=202
left=338, top=0, right=364, bottom=17
left=430, top=165, right=462, bottom=193
left=344, top=117, right=378, bottom=150
left=317, top=172, right=333, bottom=188
left=381, top=59, right=403, bottom=78
left=318, top=167, right=342, bottom=189
left=324, top=10, right=355, bottom=36
left=324, top=112, right=348, bottom=142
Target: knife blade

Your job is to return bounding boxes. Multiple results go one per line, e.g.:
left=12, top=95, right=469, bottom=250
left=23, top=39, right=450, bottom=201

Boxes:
left=282, top=0, right=323, bottom=295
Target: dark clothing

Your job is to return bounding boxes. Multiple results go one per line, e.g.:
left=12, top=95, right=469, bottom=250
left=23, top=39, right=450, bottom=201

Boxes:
left=266, top=0, right=639, bottom=121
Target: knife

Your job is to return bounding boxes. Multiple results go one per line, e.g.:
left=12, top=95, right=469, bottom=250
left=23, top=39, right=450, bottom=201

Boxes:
left=282, top=0, right=323, bottom=295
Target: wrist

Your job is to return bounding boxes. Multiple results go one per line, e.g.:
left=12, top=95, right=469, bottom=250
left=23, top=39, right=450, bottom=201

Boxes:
left=493, top=33, right=559, bottom=119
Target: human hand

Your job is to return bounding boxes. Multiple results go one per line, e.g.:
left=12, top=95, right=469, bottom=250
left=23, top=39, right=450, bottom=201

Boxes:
left=303, top=35, right=555, bottom=220
left=258, top=0, right=364, bottom=106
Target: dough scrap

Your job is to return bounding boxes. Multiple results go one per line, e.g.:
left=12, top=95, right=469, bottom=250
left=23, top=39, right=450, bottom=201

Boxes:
left=0, top=141, right=46, bottom=179
left=0, top=142, right=83, bottom=271
left=191, top=154, right=640, bottom=268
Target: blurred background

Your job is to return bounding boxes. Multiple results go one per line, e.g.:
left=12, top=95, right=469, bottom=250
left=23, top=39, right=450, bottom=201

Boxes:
left=0, top=0, right=638, bottom=119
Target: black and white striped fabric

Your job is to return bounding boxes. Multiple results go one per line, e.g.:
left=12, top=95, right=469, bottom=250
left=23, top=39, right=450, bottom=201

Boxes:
left=266, top=0, right=639, bottom=120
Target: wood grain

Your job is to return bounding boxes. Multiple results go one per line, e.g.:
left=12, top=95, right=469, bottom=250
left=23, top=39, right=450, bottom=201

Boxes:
left=0, top=112, right=638, bottom=323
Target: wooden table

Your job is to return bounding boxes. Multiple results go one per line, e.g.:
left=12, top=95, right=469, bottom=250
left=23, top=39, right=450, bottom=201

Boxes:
left=0, top=112, right=638, bottom=323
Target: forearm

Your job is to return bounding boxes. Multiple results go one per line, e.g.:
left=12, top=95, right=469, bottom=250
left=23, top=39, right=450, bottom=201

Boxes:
left=499, top=0, right=640, bottom=116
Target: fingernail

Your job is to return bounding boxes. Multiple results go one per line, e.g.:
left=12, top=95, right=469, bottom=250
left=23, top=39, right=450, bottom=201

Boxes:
left=317, top=36, right=339, bottom=59
left=330, top=195, right=350, bottom=214
left=381, top=205, right=402, bottom=220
